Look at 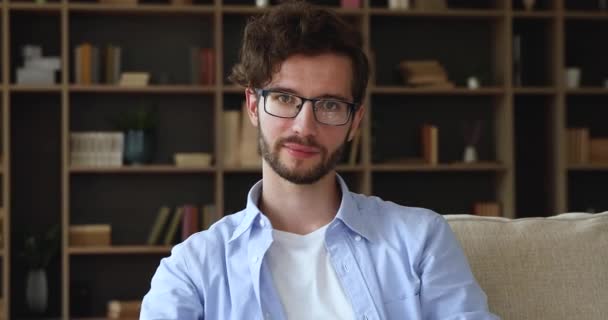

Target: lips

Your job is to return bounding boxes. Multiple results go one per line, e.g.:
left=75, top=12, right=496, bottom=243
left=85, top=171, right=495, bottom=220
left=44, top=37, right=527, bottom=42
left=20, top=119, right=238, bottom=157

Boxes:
left=283, top=142, right=320, bottom=158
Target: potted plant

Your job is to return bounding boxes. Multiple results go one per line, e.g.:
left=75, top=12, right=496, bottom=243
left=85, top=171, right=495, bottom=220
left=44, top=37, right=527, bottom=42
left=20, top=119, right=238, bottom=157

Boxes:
left=116, top=106, right=159, bottom=165
left=21, top=224, right=60, bottom=314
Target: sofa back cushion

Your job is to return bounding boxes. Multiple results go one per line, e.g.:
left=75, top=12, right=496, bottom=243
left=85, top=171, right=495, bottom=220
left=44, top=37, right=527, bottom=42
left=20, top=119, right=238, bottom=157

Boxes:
left=445, top=212, right=608, bottom=320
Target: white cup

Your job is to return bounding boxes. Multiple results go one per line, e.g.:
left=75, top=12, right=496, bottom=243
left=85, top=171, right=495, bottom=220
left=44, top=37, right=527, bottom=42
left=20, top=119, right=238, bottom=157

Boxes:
left=565, top=67, right=581, bottom=89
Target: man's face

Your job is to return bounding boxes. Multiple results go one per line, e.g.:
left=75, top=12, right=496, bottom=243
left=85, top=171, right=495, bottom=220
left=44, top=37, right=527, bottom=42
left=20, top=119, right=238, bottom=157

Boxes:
left=245, top=53, right=365, bottom=185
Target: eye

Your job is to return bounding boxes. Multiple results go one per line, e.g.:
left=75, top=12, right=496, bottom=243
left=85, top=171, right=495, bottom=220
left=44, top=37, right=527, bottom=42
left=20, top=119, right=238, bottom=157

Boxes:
left=318, top=100, right=343, bottom=112
left=276, top=94, right=295, bottom=104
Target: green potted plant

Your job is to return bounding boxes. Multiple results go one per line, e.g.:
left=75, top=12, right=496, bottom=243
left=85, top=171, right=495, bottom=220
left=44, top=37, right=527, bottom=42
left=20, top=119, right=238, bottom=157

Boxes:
left=21, top=224, right=60, bottom=314
left=116, top=106, right=159, bottom=165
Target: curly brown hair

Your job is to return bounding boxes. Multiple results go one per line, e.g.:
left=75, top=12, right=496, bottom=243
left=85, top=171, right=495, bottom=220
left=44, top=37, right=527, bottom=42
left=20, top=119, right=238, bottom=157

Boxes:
left=228, top=0, right=369, bottom=103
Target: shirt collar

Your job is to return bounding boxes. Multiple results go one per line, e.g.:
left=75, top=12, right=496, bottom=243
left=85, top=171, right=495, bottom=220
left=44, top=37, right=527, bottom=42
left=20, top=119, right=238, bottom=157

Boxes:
left=229, top=173, right=374, bottom=243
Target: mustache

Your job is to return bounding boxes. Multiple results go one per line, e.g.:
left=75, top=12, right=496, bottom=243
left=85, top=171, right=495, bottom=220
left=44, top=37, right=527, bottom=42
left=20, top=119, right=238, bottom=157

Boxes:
left=278, top=135, right=323, bottom=149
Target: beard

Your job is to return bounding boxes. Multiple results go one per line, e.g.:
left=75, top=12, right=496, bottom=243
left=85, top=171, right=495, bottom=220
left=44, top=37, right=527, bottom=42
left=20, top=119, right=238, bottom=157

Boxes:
left=258, top=120, right=350, bottom=185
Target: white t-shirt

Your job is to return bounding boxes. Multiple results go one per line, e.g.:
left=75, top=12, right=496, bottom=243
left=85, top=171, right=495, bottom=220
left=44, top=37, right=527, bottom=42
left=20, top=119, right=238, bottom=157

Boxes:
left=267, top=224, right=355, bottom=320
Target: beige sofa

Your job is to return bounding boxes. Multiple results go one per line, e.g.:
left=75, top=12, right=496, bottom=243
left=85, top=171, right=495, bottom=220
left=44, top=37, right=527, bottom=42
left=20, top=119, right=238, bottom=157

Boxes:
left=446, top=212, right=608, bottom=320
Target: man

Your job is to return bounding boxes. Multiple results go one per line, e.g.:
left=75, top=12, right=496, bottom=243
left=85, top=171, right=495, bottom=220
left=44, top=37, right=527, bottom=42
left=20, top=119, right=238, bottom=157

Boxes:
left=141, top=1, right=498, bottom=319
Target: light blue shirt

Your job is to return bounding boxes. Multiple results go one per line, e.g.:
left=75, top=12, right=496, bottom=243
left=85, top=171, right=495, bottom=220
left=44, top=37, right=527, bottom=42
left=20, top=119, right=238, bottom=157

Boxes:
left=141, top=175, right=499, bottom=320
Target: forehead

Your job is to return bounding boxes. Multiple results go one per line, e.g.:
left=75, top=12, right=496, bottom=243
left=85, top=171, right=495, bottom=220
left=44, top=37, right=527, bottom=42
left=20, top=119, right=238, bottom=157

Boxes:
left=269, top=53, right=353, bottom=99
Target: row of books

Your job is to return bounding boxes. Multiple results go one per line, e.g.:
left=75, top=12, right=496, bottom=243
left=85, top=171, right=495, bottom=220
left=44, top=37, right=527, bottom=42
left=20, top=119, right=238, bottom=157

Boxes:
left=147, top=204, right=218, bottom=246
left=399, top=60, right=455, bottom=89
left=70, top=132, right=123, bottom=167
left=74, top=43, right=122, bottom=85
left=189, top=47, right=215, bottom=85
left=567, top=128, right=608, bottom=164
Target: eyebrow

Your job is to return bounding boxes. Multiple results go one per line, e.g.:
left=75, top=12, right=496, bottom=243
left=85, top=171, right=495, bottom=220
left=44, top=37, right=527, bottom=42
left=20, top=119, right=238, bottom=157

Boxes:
left=267, top=86, right=353, bottom=102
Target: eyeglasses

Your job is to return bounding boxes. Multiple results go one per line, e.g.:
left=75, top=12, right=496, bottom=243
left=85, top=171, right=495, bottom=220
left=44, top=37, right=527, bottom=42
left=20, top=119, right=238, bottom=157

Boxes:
left=255, top=88, right=359, bottom=126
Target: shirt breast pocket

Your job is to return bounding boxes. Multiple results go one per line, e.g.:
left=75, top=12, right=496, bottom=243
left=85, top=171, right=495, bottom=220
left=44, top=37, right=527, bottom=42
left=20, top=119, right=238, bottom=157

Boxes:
left=382, top=290, right=422, bottom=320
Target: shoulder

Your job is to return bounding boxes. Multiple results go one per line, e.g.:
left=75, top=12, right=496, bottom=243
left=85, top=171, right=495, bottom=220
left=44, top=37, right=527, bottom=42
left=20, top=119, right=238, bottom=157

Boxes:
left=350, top=192, right=446, bottom=243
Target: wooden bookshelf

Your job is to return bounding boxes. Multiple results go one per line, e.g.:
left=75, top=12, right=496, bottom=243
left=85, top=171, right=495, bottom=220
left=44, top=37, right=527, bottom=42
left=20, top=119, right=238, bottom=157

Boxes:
left=568, top=164, right=608, bottom=171
left=2, top=0, right=606, bottom=318
left=68, top=245, right=171, bottom=255
left=69, top=165, right=217, bottom=174
left=370, top=86, right=505, bottom=95
left=371, top=162, right=507, bottom=172
left=69, top=84, right=216, bottom=94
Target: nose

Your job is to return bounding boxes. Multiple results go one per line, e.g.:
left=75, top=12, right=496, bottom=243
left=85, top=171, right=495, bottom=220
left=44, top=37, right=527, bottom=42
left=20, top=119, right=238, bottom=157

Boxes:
left=291, top=101, right=318, bottom=137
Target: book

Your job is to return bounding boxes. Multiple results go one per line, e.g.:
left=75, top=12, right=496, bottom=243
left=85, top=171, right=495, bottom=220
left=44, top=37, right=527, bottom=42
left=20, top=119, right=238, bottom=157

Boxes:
left=473, top=202, right=501, bottom=217
left=181, top=205, right=199, bottom=241
left=239, top=101, right=262, bottom=167
left=348, top=129, right=361, bottom=165
left=146, top=206, right=171, bottom=245
left=421, top=124, right=438, bottom=165
left=174, top=152, right=212, bottom=167
left=223, top=110, right=241, bottom=167
left=590, top=138, right=608, bottom=163
left=107, top=300, right=141, bottom=319
left=69, top=224, right=111, bottom=247
left=119, top=72, right=150, bottom=87
left=340, top=0, right=360, bottom=8
left=163, top=206, right=184, bottom=245
left=202, top=204, right=218, bottom=230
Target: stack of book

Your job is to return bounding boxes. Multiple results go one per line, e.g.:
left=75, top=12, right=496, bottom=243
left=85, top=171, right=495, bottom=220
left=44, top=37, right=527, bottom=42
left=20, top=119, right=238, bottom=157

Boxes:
left=70, top=132, right=124, bottom=167
left=16, top=45, right=60, bottom=85
left=146, top=204, right=218, bottom=246
left=567, top=128, right=590, bottom=164
left=421, top=124, right=439, bottom=165
left=473, top=202, right=501, bottom=217
left=74, top=43, right=122, bottom=85
left=107, top=300, right=141, bottom=319
left=189, top=47, right=215, bottom=85
left=69, top=224, right=112, bottom=247
left=399, top=60, right=454, bottom=89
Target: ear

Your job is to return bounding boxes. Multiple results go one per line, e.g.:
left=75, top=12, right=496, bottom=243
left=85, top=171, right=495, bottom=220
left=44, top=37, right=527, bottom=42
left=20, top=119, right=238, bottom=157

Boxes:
left=245, top=88, right=260, bottom=127
left=348, top=105, right=366, bottom=142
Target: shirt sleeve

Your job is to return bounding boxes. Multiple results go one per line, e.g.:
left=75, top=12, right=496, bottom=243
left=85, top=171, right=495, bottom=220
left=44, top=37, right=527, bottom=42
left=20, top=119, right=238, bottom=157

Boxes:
left=418, top=215, right=500, bottom=320
left=140, top=243, right=204, bottom=320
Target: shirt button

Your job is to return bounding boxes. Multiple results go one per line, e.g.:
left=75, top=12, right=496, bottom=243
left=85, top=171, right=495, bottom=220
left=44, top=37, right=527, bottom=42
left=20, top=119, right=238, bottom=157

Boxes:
left=252, top=256, right=258, bottom=263
left=342, top=263, right=349, bottom=273
left=259, top=219, right=266, bottom=227
left=354, top=235, right=362, bottom=241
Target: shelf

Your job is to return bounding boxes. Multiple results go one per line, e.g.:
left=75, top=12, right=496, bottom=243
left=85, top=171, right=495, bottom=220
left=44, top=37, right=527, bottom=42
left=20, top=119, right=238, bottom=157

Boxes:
left=372, top=162, right=506, bottom=172
left=369, top=8, right=503, bottom=18
left=8, top=2, right=63, bottom=12
left=68, top=3, right=215, bottom=15
left=512, top=10, right=556, bottom=19
left=566, top=87, right=608, bottom=95
left=565, top=11, right=608, bottom=20
left=223, top=85, right=244, bottom=94
left=513, top=87, right=557, bottom=95
left=69, top=84, right=216, bottom=94
left=70, top=165, right=216, bottom=174
left=568, top=164, right=608, bottom=171
left=371, top=86, right=505, bottom=95
left=68, top=245, right=172, bottom=255
left=10, top=84, right=62, bottom=92
left=221, top=5, right=363, bottom=16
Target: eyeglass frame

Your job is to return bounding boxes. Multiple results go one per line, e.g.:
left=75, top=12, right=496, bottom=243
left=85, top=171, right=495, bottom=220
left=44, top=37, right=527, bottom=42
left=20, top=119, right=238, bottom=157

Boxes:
left=254, top=88, right=361, bottom=126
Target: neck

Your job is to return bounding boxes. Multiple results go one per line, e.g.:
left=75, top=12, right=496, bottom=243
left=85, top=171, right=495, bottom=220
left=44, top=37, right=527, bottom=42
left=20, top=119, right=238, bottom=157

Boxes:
left=259, top=162, right=341, bottom=235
